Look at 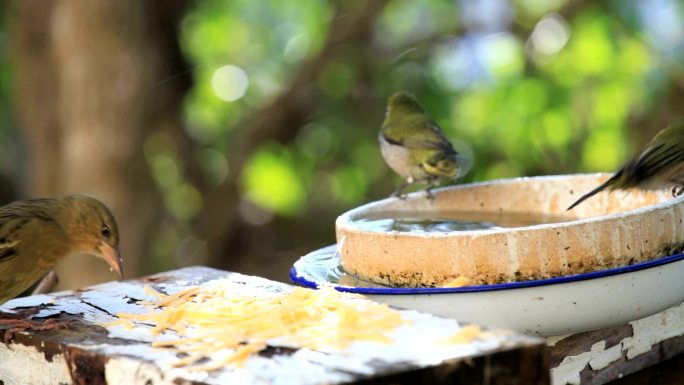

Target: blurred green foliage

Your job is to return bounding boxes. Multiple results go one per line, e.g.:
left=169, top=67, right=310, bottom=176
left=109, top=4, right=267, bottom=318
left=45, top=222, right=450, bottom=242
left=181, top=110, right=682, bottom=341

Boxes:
left=172, top=0, right=681, bottom=221
left=0, top=0, right=682, bottom=275
left=180, top=0, right=330, bottom=140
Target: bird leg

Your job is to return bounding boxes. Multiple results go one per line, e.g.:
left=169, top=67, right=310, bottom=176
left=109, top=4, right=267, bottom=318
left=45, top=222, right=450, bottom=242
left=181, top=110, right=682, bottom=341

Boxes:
left=391, top=179, right=413, bottom=199
left=31, top=271, right=60, bottom=295
left=424, top=186, right=436, bottom=202
left=0, top=317, right=69, bottom=345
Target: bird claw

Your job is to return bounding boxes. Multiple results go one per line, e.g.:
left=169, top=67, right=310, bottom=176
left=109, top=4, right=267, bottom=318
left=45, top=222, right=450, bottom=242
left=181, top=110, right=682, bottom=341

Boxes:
left=425, top=189, right=435, bottom=202
left=672, top=185, right=684, bottom=197
left=1, top=318, right=70, bottom=346
left=390, top=191, right=408, bottom=200
left=390, top=179, right=413, bottom=199
left=422, top=185, right=438, bottom=202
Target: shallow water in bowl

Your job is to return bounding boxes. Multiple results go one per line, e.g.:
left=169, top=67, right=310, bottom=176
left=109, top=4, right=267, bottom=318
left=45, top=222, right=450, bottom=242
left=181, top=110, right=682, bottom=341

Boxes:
left=352, top=211, right=572, bottom=232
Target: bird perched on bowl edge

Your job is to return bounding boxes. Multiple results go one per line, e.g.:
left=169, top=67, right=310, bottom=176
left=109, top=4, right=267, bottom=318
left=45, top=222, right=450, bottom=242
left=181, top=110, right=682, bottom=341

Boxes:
left=0, top=194, right=123, bottom=304
left=567, top=117, right=684, bottom=210
left=379, top=91, right=469, bottom=198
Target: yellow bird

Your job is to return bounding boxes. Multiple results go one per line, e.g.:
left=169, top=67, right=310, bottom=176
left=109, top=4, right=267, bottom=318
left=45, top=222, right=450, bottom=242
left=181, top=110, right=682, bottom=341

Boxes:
left=0, top=194, right=122, bottom=304
left=380, top=91, right=468, bottom=198
left=568, top=118, right=684, bottom=210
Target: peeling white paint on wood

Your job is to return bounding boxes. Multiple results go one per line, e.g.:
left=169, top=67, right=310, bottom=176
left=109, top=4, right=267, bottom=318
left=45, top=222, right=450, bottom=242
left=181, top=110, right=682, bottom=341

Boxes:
left=104, top=357, right=209, bottom=385
left=589, top=341, right=623, bottom=371
left=549, top=301, right=684, bottom=385
left=550, top=341, right=603, bottom=385
left=0, top=342, right=71, bottom=384
left=624, top=301, right=684, bottom=359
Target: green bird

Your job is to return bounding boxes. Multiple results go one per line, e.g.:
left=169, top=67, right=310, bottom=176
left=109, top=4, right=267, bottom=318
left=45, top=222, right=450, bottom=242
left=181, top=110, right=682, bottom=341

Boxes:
left=380, top=91, right=467, bottom=198
left=567, top=117, right=684, bottom=210
left=0, top=194, right=123, bottom=304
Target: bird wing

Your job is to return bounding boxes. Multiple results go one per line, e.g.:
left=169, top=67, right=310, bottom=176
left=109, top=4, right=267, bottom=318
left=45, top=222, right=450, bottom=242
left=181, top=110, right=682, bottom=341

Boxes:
left=382, top=120, right=457, bottom=153
left=0, top=200, right=55, bottom=263
left=567, top=139, right=683, bottom=211
left=626, top=142, right=684, bottom=185
left=626, top=118, right=684, bottom=184
left=0, top=215, right=28, bottom=262
left=0, top=238, right=19, bottom=261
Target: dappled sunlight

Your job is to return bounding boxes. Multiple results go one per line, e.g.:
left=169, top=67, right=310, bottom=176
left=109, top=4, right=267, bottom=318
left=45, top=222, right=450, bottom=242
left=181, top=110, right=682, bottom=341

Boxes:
left=210, top=64, right=249, bottom=102
left=528, top=13, right=570, bottom=56
left=242, top=146, right=307, bottom=217
left=2, top=0, right=682, bottom=281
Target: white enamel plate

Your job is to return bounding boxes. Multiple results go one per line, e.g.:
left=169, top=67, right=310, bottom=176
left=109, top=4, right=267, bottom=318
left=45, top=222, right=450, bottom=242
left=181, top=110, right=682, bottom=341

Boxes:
left=290, top=245, right=684, bottom=337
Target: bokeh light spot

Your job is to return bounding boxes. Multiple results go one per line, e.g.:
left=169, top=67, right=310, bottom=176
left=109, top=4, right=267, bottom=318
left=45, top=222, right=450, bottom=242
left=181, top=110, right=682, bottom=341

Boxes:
left=284, top=34, right=311, bottom=63
left=211, top=65, right=249, bottom=101
left=530, top=13, right=571, bottom=55
left=479, top=33, right=524, bottom=80
left=167, top=183, right=203, bottom=220
left=242, top=147, right=306, bottom=216
left=198, top=148, right=229, bottom=186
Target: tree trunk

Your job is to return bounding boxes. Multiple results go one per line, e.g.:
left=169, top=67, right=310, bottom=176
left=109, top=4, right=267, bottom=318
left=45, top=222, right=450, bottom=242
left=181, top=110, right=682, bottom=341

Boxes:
left=9, top=0, right=189, bottom=289
left=8, top=0, right=390, bottom=287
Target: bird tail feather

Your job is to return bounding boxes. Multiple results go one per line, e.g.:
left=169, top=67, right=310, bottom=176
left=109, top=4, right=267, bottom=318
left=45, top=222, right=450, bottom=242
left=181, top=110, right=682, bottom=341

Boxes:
left=566, top=174, right=619, bottom=211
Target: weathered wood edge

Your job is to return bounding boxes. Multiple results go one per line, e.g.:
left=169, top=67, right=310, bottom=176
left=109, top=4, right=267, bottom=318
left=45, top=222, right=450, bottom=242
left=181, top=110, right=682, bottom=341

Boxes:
left=0, top=266, right=550, bottom=385
left=579, top=335, right=684, bottom=384
left=548, top=301, right=684, bottom=385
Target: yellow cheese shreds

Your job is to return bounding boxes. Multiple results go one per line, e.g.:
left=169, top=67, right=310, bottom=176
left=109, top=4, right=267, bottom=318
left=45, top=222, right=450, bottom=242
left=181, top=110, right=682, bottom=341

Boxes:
left=442, top=276, right=471, bottom=288
left=115, top=285, right=408, bottom=371
left=441, top=324, right=483, bottom=345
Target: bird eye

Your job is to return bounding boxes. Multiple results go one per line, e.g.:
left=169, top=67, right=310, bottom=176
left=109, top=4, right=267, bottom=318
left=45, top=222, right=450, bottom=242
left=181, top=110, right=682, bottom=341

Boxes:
left=101, top=226, right=111, bottom=239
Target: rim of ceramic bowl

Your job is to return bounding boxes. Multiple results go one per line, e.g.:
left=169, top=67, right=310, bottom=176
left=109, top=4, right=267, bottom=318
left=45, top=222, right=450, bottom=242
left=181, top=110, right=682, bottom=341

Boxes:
left=335, top=173, right=684, bottom=237
left=289, top=249, right=684, bottom=294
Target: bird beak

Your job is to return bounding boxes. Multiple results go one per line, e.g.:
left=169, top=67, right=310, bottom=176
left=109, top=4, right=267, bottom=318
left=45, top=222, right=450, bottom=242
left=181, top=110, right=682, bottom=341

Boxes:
left=99, top=242, right=123, bottom=278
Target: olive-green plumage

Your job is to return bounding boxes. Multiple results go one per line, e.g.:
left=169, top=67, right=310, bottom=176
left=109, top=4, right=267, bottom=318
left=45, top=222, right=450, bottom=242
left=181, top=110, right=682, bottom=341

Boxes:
left=380, top=92, right=466, bottom=197
left=0, top=194, right=123, bottom=304
left=567, top=117, right=684, bottom=210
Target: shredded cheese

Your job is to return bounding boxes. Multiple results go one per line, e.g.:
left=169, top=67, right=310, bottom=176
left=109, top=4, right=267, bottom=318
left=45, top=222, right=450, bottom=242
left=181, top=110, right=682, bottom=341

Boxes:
left=114, top=284, right=408, bottom=371
left=442, top=276, right=471, bottom=288
left=441, top=324, right=483, bottom=345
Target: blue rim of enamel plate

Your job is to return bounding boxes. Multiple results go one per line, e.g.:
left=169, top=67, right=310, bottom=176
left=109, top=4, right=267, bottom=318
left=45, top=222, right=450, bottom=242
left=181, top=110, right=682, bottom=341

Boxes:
left=289, top=249, right=684, bottom=294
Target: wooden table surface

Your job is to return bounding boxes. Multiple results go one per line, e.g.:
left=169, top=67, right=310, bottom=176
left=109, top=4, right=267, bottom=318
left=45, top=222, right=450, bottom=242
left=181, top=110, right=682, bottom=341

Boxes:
left=0, top=267, right=549, bottom=385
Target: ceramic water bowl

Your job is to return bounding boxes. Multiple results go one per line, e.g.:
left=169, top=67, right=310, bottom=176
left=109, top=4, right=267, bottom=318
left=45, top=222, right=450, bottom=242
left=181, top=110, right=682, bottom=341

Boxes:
left=335, top=173, right=684, bottom=287
left=290, top=173, right=684, bottom=336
